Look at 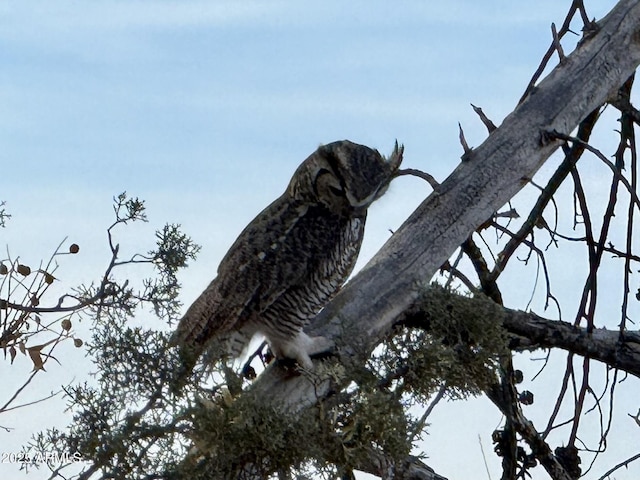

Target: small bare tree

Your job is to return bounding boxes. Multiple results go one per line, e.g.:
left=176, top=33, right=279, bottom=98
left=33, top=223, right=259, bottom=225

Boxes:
left=0, top=193, right=198, bottom=421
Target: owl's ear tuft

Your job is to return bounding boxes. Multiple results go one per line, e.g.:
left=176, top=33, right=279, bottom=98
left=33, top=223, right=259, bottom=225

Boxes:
left=387, top=140, right=404, bottom=173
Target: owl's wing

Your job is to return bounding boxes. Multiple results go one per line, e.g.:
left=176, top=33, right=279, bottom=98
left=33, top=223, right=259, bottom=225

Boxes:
left=172, top=195, right=311, bottom=359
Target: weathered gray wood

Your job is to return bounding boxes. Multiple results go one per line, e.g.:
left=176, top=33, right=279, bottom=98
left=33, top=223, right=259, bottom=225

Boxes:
left=247, top=0, right=640, bottom=416
left=355, top=450, right=449, bottom=480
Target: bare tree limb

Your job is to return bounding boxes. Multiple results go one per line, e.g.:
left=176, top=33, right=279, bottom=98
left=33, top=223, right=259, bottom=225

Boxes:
left=355, top=451, right=448, bottom=480
left=501, top=310, right=640, bottom=378
left=398, top=291, right=640, bottom=379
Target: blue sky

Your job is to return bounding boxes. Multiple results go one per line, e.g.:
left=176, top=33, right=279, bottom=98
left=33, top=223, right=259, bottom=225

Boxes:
left=2, top=1, right=636, bottom=479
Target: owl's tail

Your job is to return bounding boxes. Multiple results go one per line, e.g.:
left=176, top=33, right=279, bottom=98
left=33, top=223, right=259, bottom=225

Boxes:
left=169, top=321, right=256, bottom=392
left=167, top=331, right=205, bottom=392
left=169, top=279, right=225, bottom=380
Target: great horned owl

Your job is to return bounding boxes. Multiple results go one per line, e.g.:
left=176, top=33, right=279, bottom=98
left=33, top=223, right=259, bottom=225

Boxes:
left=172, top=140, right=403, bottom=372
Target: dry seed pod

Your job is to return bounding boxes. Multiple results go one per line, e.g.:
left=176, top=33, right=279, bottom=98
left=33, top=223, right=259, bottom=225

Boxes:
left=17, top=264, right=31, bottom=276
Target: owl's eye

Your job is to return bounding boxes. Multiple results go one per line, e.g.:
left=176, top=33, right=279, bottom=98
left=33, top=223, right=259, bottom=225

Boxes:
left=329, top=185, right=345, bottom=197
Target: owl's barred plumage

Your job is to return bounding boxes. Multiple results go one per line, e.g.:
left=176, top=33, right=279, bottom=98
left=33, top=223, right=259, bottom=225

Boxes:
left=172, top=140, right=403, bottom=372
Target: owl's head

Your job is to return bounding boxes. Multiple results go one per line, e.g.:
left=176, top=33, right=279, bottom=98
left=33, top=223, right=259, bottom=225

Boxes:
left=288, top=140, right=404, bottom=215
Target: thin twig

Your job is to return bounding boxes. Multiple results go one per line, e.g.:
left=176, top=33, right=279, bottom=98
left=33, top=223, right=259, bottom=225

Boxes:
left=1, top=387, right=64, bottom=413
left=551, top=23, right=566, bottom=62
left=409, top=384, right=447, bottom=442
left=596, top=452, right=640, bottom=480
left=471, top=104, right=497, bottom=133
left=395, top=168, right=440, bottom=189
left=458, top=122, right=472, bottom=157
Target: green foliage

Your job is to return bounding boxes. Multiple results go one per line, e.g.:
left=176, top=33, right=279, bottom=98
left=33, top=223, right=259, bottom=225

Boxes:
left=0, top=200, right=9, bottom=227
left=147, top=223, right=201, bottom=321
left=324, top=383, right=410, bottom=470
left=175, top=396, right=327, bottom=478
left=401, top=283, right=508, bottom=399
left=23, top=278, right=508, bottom=479
left=112, top=192, right=147, bottom=224
left=167, top=360, right=411, bottom=479
left=152, top=223, right=201, bottom=279
left=5, top=193, right=199, bottom=475
left=52, top=329, right=187, bottom=479
left=92, top=192, right=201, bottom=325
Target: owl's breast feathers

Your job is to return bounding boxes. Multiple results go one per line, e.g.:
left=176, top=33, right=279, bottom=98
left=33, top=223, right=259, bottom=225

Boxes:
left=171, top=194, right=365, bottom=363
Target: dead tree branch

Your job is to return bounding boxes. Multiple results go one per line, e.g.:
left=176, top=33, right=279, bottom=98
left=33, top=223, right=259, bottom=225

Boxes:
left=249, top=0, right=640, bottom=414
left=399, top=292, right=640, bottom=380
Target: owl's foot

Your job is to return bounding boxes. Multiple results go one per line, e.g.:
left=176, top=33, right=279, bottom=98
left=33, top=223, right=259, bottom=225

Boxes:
left=273, top=332, right=334, bottom=370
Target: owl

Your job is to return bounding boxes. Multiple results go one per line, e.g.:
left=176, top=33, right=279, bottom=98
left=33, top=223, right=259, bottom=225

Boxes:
left=172, top=140, right=403, bottom=373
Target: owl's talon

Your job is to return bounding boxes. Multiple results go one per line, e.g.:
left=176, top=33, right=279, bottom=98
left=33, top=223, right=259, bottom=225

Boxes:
left=271, top=332, right=334, bottom=370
